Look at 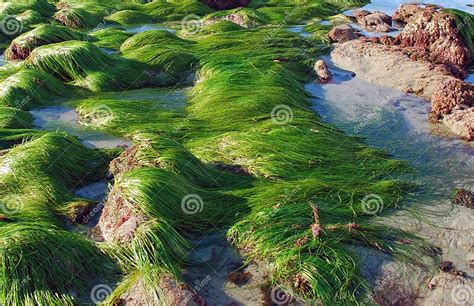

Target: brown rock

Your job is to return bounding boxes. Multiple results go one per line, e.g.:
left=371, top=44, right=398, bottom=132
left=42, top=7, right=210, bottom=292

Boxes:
left=453, top=188, right=474, bottom=208
left=328, top=24, right=360, bottom=43
left=431, top=79, right=474, bottom=119
left=392, top=4, right=424, bottom=23
left=353, top=10, right=393, bottom=32
left=314, top=60, right=332, bottom=84
left=119, top=275, right=204, bottom=306
left=442, top=108, right=474, bottom=141
left=200, top=0, right=250, bottom=10
left=397, top=6, right=471, bottom=68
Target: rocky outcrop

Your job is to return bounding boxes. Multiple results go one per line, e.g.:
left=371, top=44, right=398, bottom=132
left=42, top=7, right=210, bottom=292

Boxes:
left=352, top=9, right=393, bottom=32
left=314, top=59, right=332, bottom=83
left=442, top=108, right=474, bottom=141
left=391, top=5, right=471, bottom=69
left=119, top=275, right=204, bottom=306
left=332, top=40, right=474, bottom=141
left=431, top=79, right=474, bottom=119
left=328, top=25, right=360, bottom=43
left=201, top=0, right=250, bottom=10
left=331, top=40, right=457, bottom=99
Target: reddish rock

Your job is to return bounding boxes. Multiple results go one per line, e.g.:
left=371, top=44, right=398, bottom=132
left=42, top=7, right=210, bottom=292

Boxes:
left=314, top=60, right=332, bottom=84
left=328, top=25, right=360, bottom=43
left=396, top=6, right=472, bottom=69
left=353, top=10, right=393, bottom=32
left=431, top=79, right=474, bottom=120
left=201, top=0, right=250, bottom=10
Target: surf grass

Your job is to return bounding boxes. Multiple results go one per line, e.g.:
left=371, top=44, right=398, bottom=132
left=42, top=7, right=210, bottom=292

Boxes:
left=0, top=0, right=55, bottom=17
left=26, top=40, right=149, bottom=91
left=88, top=27, right=132, bottom=50
left=105, top=9, right=153, bottom=25
left=5, top=24, right=87, bottom=60
left=0, top=69, right=67, bottom=110
left=167, top=26, right=427, bottom=302
left=0, top=132, right=115, bottom=305
left=0, top=106, right=32, bottom=128
left=199, top=20, right=246, bottom=34
left=123, top=45, right=198, bottom=78
left=142, top=0, right=214, bottom=20
left=53, top=6, right=101, bottom=28
left=120, top=29, right=195, bottom=53
left=445, top=9, right=474, bottom=57
left=203, top=7, right=270, bottom=27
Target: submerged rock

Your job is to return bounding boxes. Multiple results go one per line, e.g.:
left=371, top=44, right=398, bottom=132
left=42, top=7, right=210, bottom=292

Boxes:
left=331, top=40, right=457, bottom=99
left=314, top=59, right=332, bottom=84
left=353, top=10, right=393, bottom=32
left=328, top=25, right=360, bottom=43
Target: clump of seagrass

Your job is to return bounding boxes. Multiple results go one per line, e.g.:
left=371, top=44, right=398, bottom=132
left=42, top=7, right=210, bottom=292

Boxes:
left=26, top=41, right=148, bottom=91
left=5, top=24, right=87, bottom=60
left=0, top=69, right=66, bottom=109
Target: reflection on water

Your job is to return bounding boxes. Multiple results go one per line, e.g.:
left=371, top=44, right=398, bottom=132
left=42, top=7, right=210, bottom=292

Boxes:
left=124, top=24, right=177, bottom=34
left=30, top=106, right=132, bottom=149
left=306, top=60, right=474, bottom=199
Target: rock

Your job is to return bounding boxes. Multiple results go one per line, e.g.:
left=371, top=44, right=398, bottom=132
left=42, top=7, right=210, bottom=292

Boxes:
left=119, top=275, right=204, bottom=306
left=314, top=59, right=332, bottom=83
left=328, top=25, right=360, bottom=43
left=392, top=4, right=424, bottom=23
left=395, top=5, right=471, bottom=69
left=201, top=0, right=250, bottom=10
left=453, top=188, right=474, bottom=208
left=442, top=108, right=474, bottom=141
left=431, top=79, right=474, bottom=120
left=353, top=10, right=393, bottom=32
left=331, top=40, right=458, bottom=100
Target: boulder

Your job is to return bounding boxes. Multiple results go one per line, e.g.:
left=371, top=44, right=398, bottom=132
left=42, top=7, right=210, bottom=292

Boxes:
left=431, top=79, right=474, bottom=120
left=353, top=10, right=393, bottom=32
left=395, top=6, right=471, bottom=69
left=314, top=60, right=332, bottom=84
left=441, top=107, right=474, bottom=141
left=201, top=0, right=250, bottom=10
left=328, top=25, right=360, bottom=43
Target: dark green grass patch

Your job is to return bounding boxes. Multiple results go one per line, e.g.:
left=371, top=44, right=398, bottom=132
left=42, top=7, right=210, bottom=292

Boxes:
left=0, top=106, right=32, bottom=128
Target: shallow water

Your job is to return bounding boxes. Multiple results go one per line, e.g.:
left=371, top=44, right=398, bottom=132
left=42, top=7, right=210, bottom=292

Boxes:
left=306, top=60, right=474, bottom=195
left=30, top=106, right=132, bottom=149
left=124, top=24, right=177, bottom=34
left=0, top=54, right=5, bottom=66
left=349, top=0, right=474, bottom=15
